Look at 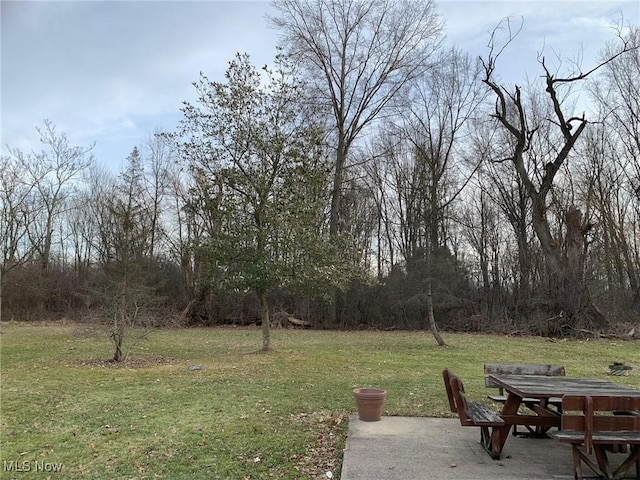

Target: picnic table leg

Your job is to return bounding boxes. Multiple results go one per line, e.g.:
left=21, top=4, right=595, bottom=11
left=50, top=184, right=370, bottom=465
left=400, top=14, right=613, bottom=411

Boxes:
left=572, top=445, right=583, bottom=480
left=479, top=426, right=503, bottom=460
left=487, top=393, right=522, bottom=459
left=611, top=446, right=640, bottom=480
left=534, top=398, right=550, bottom=437
left=517, top=398, right=551, bottom=437
left=593, top=446, right=612, bottom=479
left=527, top=400, right=561, bottom=438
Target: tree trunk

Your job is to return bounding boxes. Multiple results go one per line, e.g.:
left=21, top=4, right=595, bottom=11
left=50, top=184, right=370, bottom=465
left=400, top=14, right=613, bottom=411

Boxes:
left=259, top=292, right=270, bottom=352
left=631, top=286, right=640, bottom=313
left=329, top=138, right=348, bottom=238
left=533, top=204, right=606, bottom=330
left=478, top=197, right=491, bottom=320
left=328, top=140, right=348, bottom=328
left=425, top=278, right=446, bottom=346
left=179, top=298, right=197, bottom=324
left=563, top=206, right=607, bottom=329
left=0, top=268, right=3, bottom=326
left=111, top=327, right=125, bottom=362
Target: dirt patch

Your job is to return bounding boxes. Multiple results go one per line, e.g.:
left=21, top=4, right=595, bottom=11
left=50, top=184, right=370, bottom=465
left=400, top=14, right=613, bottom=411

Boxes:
left=80, top=356, right=177, bottom=369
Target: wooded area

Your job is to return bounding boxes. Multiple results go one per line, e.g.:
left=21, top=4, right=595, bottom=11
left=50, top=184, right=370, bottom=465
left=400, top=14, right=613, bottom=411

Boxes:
left=2, top=1, right=639, bottom=353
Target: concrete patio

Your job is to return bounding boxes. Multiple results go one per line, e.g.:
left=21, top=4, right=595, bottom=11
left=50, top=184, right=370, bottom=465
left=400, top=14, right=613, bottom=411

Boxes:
left=341, top=416, right=635, bottom=479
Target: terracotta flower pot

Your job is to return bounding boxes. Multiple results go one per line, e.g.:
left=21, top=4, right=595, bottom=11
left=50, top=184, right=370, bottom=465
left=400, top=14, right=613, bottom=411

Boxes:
left=353, top=387, right=386, bottom=421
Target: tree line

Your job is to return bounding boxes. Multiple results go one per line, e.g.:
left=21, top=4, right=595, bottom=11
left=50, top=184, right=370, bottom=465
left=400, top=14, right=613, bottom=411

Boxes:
left=2, top=0, right=639, bottom=355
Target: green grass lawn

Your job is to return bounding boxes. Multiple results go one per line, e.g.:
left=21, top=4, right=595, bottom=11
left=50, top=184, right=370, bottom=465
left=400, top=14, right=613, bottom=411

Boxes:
left=1, top=323, right=639, bottom=479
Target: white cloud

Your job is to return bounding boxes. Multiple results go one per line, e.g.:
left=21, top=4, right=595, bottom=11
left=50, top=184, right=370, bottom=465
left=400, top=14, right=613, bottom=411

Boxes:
left=1, top=1, right=280, bottom=167
left=439, top=0, right=637, bottom=85
left=2, top=0, right=637, bottom=170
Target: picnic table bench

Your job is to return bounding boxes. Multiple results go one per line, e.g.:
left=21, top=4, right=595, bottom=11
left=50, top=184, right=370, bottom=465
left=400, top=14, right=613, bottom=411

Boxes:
left=443, top=368, right=565, bottom=458
left=553, top=395, right=640, bottom=479
left=443, top=368, right=505, bottom=457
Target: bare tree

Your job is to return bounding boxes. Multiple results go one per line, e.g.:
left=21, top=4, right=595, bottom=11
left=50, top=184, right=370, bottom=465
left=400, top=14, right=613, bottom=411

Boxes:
left=0, top=155, right=38, bottom=322
left=481, top=19, right=638, bottom=331
left=461, top=172, right=504, bottom=328
left=362, top=135, right=400, bottom=280
left=1, top=121, right=93, bottom=319
left=589, top=26, right=640, bottom=310
left=591, top=26, right=640, bottom=178
left=66, top=188, right=97, bottom=284
left=95, top=148, right=159, bottom=361
left=8, top=120, right=94, bottom=274
left=577, top=125, right=636, bottom=304
left=143, top=130, right=174, bottom=258
left=473, top=117, right=536, bottom=317
left=375, top=47, right=485, bottom=344
left=166, top=169, right=208, bottom=320
left=270, top=0, right=443, bottom=237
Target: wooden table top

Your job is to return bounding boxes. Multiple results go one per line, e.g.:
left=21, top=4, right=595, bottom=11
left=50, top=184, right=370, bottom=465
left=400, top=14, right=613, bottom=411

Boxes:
left=488, top=374, right=640, bottom=398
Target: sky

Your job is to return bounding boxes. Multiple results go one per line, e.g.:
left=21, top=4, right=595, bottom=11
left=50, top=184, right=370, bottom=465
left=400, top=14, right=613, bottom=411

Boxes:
left=2, top=0, right=639, bottom=173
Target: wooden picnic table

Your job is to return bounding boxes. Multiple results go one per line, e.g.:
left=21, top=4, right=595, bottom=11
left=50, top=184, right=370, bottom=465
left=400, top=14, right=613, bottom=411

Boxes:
left=485, top=374, right=640, bottom=459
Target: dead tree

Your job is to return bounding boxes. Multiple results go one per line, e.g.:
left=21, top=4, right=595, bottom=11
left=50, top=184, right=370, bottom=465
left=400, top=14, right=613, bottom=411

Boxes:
left=481, top=19, right=637, bottom=332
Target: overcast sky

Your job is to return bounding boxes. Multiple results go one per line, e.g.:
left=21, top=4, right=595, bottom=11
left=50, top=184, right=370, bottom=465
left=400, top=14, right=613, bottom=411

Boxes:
left=2, top=0, right=638, bottom=172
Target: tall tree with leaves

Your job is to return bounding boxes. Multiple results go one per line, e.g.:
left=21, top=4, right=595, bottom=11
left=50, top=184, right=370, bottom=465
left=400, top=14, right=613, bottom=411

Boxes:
left=175, top=53, right=347, bottom=350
